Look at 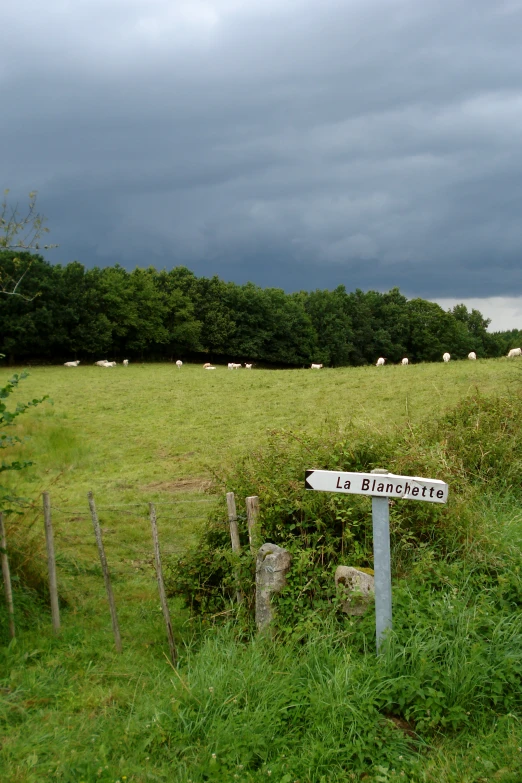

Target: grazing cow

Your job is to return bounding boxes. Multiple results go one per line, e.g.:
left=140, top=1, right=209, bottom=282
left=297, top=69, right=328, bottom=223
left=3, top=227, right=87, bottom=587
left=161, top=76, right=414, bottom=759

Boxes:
left=228, top=362, right=241, bottom=369
left=204, top=366, right=216, bottom=370
left=176, top=360, right=183, bottom=369
left=507, top=348, right=522, bottom=358
left=64, top=360, right=80, bottom=367
left=310, top=363, right=323, bottom=369
left=401, top=358, right=409, bottom=365
left=468, top=352, right=477, bottom=360
left=443, top=353, right=451, bottom=362
left=245, top=364, right=253, bottom=369
left=123, top=359, right=129, bottom=366
left=376, top=358, right=385, bottom=366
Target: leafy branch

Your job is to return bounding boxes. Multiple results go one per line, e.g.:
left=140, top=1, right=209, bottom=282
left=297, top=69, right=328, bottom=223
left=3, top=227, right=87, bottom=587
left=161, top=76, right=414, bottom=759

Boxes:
left=0, top=365, right=49, bottom=512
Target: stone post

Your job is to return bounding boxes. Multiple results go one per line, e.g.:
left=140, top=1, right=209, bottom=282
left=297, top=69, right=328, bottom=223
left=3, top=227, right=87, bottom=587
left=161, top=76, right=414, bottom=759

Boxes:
left=255, top=543, right=291, bottom=632
left=335, top=566, right=375, bottom=615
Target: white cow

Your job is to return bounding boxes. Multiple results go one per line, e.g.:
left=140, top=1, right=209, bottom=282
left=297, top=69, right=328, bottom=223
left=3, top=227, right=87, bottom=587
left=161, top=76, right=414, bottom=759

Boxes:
left=507, top=348, right=522, bottom=358
left=176, top=360, right=183, bottom=369
left=228, top=362, right=241, bottom=369
left=468, top=352, right=477, bottom=360
left=376, top=358, right=385, bottom=366
left=443, top=353, right=451, bottom=362
left=103, top=361, right=117, bottom=367
left=203, top=363, right=212, bottom=368
left=310, top=363, right=323, bottom=369
left=95, top=360, right=108, bottom=366
left=64, top=360, right=80, bottom=367
left=401, top=358, right=409, bottom=365
left=123, top=359, right=129, bottom=366
left=245, top=364, right=253, bottom=369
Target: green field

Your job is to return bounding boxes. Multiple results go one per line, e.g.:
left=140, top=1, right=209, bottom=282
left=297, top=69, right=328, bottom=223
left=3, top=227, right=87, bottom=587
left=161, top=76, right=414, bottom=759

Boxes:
left=1, top=359, right=522, bottom=782
left=4, top=358, right=518, bottom=496
left=2, top=360, right=517, bottom=576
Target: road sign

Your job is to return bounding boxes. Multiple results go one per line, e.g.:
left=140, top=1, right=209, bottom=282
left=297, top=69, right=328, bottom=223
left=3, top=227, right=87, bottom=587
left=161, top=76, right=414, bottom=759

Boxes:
left=305, top=469, right=448, bottom=503
left=305, top=467, right=448, bottom=652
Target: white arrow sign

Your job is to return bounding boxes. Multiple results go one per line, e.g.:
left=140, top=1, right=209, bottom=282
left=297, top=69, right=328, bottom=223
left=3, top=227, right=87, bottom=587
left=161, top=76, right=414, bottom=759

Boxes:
left=305, top=469, right=448, bottom=504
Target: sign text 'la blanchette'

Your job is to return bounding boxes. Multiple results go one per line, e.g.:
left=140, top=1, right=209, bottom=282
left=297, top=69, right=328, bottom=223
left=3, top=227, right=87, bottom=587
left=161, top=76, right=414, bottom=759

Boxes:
left=304, top=470, right=448, bottom=503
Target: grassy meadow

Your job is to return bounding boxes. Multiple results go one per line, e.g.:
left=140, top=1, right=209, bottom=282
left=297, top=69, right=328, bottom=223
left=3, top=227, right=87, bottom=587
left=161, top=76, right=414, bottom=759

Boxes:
left=1, top=358, right=522, bottom=782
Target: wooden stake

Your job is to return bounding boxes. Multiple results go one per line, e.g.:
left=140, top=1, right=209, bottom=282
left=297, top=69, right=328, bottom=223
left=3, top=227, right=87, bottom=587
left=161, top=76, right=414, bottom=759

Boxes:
left=0, top=513, right=15, bottom=639
left=226, top=492, right=243, bottom=604
left=226, top=492, right=241, bottom=553
left=149, top=503, right=177, bottom=666
left=246, top=496, right=260, bottom=555
left=88, top=491, right=122, bottom=653
left=43, top=492, right=60, bottom=633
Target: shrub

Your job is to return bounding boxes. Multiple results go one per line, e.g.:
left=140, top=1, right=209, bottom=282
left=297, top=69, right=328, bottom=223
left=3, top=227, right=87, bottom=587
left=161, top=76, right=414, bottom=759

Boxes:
left=165, top=391, right=522, bottom=630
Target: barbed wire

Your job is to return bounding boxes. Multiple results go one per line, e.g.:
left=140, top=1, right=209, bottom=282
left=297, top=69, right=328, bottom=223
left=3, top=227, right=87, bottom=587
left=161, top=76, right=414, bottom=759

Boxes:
left=49, top=513, right=211, bottom=524
left=49, top=500, right=217, bottom=515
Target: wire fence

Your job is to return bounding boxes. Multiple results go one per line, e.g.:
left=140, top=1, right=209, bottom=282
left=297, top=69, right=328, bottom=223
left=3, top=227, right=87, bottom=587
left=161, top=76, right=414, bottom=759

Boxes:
left=1, top=488, right=254, bottom=656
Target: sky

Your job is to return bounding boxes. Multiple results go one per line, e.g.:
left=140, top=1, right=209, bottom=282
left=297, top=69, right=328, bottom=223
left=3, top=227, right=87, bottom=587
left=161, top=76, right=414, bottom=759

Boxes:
left=2, top=0, right=522, bottom=330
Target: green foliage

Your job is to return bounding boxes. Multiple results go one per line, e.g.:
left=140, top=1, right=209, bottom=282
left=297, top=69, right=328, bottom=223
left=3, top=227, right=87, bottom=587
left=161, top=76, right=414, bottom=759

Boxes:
left=166, top=391, right=522, bottom=630
left=0, top=251, right=510, bottom=364
left=381, top=569, right=522, bottom=734
left=0, top=368, right=47, bottom=512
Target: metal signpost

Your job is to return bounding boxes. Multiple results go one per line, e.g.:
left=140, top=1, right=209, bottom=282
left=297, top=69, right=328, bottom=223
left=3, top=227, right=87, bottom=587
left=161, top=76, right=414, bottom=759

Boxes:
left=305, top=467, right=448, bottom=652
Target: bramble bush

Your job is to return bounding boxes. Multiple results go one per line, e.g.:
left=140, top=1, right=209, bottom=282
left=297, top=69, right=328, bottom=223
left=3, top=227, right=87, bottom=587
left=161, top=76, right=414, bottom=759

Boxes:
left=165, top=390, right=522, bottom=632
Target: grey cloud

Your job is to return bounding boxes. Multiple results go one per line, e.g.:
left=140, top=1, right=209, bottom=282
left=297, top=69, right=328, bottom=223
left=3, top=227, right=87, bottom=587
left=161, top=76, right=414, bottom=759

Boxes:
left=2, top=0, right=522, bottom=301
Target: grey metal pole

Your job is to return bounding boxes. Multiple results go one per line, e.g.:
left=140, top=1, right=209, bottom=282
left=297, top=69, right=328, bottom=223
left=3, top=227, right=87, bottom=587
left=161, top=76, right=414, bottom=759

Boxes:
left=371, top=469, right=392, bottom=653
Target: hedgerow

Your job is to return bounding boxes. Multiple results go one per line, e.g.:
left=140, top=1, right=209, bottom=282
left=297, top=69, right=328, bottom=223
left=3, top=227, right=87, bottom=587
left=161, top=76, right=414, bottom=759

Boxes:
left=165, top=391, right=522, bottom=631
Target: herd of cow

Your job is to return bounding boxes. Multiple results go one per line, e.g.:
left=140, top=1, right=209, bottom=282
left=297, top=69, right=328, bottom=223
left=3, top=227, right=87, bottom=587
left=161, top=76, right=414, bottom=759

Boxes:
left=371, top=347, right=522, bottom=366
left=63, top=347, right=522, bottom=370
left=63, top=360, right=129, bottom=367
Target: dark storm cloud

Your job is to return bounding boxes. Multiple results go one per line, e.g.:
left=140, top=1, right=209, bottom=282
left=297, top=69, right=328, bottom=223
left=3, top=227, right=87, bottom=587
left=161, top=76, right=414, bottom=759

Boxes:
left=2, top=0, right=522, bottom=298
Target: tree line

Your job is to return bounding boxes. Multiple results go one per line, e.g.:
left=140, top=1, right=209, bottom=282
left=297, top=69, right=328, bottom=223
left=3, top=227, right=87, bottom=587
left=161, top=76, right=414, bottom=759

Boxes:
left=0, top=251, right=518, bottom=366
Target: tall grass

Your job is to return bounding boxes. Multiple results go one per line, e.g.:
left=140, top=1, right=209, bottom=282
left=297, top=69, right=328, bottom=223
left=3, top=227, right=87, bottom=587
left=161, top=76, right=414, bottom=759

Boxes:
left=126, top=576, right=522, bottom=781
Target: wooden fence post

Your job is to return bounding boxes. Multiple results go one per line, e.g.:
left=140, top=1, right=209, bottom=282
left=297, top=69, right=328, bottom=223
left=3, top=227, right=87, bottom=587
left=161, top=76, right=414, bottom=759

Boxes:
left=149, top=503, right=177, bottom=667
left=0, top=513, right=15, bottom=639
left=246, top=496, right=260, bottom=554
left=43, top=492, right=60, bottom=633
left=87, top=491, right=122, bottom=653
left=226, top=492, right=243, bottom=604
